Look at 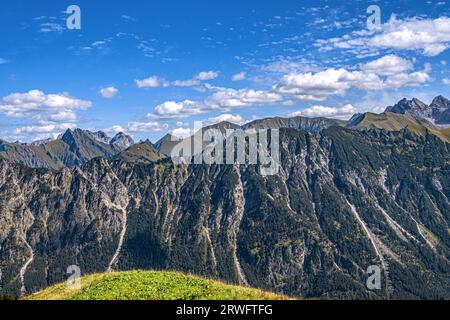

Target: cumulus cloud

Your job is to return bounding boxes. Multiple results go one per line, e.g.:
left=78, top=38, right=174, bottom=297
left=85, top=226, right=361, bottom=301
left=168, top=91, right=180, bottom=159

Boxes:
left=148, top=100, right=204, bottom=119
left=144, top=55, right=431, bottom=122
left=207, top=114, right=245, bottom=125
left=147, top=87, right=283, bottom=119
left=361, top=54, right=413, bottom=76
left=232, top=72, right=246, bottom=81
left=104, top=125, right=126, bottom=136
left=205, top=88, right=283, bottom=110
left=443, top=78, right=450, bottom=85
left=274, top=55, right=431, bottom=101
left=13, top=123, right=76, bottom=136
left=290, top=104, right=357, bottom=119
left=316, top=16, right=450, bottom=57
left=0, top=90, right=92, bottom=141
left=275, top=69, right=351, bottom=100
left=127, top=121, right=169, bottom=133
left=0, top=90, right=91, bottom=121
left=171, top=127, right=194, bottom=138
left=99, top=86, right=119, bottom=98
left=368, top=16, right=450, bottom=56
left=135, top=76, right=169, bottom=88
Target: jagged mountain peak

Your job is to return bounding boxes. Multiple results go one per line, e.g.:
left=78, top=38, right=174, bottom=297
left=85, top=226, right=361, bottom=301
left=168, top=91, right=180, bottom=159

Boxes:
left=61, top=128, right=111, bottom=145
left=385, top=97, right=430, bottom=117
left=385, top=95, right=450, bottom=125
left=90, top=131, right=111, bottom=144
left=110, top=132, right=134, bottom=151
left=432, top=95, right=448, bottom=104
left=430, top=95, right=450, bottom=110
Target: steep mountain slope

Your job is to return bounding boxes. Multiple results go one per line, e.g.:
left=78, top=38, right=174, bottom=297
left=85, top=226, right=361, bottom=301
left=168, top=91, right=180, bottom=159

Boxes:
left=0, top=127, right=449, bottom=299
left=59, top=129, right=117, bottom=162
left=115, top=142, right=164, bottom=163
left=0, top=140, right=63, bottom=170
left=347, top=112, right=439, bottom=131
left=26, top=270, right=289, bottom=300
left=110, top=133, right=135, bottom=151
left=347, top=112, right=450, bottom=143
left=430, top=95, right=450, bottom=125
left=154, top=134, right=182, bottom=157
left=385, top=98, right=431, bottom=118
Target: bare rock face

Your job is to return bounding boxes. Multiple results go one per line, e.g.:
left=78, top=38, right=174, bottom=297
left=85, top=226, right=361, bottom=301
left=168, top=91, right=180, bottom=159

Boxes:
left=430, top=95, right=450, bottom=125
left=386, top=98, right=431, bottom=118
left=110, top=133, right=134, bottom=151
left=0, top=127, right=449, bottom=299
left=386, top=95, right=450, bottom=125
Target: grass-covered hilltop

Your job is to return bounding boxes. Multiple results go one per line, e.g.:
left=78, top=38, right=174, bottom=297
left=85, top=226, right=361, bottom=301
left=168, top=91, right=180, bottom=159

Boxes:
left=25, top=271, right=290, bottom=300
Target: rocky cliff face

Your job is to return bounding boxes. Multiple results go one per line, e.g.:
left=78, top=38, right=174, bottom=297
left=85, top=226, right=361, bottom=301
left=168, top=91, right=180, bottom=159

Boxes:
left=0, top=127, right=449, bottom=299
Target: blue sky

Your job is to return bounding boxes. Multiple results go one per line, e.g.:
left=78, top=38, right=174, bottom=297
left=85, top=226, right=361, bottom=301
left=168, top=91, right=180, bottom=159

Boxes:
left=0, top=0, right=449, bottom=142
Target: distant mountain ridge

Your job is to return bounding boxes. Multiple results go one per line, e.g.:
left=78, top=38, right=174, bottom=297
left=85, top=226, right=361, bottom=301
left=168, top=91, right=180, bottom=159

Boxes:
left=385, top=95, right=450, bottom=125
left=0, top=129, right=136, bottom=170
left=154, top=116, right=347, bottom=156
left=2, top=95, right=450, bottom=169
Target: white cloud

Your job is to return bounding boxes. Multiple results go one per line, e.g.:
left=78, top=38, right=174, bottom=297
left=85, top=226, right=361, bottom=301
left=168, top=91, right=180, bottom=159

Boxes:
left=0, top=90, right=92, bottom=141
left=104, top=125, right=126, bottom=135
left=13, top=123, right=76, bottom=135
left=207, top=114, right=245, bottom=125
left=0, top=90, right=91, bottom=122
left=290, top=104, right=357, bottom=119
left=127, top=121, right=169, bottom=133
left=172, top=79, right=200, bottom=87
left=47, top=110, right=78, bottom=122
left=135, top=76, right=168, bottom=88
left=368, top=16, right=450, bottom=56
left=39, top=22, right=64, bottom=33
left=195, top=71, right=219, bottom=81
left=316, top=16, right=450, bottom=57
left=176, top=121, right=188, bottom=127
left=137, top=71, right=218, bottom=89
left=0, top=58, right=8, bottom=65
left=205, top=88, right=283, bottom=109
left=147, top=87, right=283, bottom=119
left=232, top=72, right=246, bottom=81
left=99, top=86, right=119, bottom=98
left=361, top=54, right=413, bottom=76
left=171, top=127, right=194, bottom=138
left=443, top=78, right=450, bottom=85
left=274, top=55, right=431, bottom=101
left=148, top=100, right=203, bottom=119
left=275, top=68, right=351, bottom=100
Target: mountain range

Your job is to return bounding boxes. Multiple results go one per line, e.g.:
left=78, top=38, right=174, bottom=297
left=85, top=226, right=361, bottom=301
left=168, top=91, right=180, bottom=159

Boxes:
left=0, top=96, right=449, bottom=299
